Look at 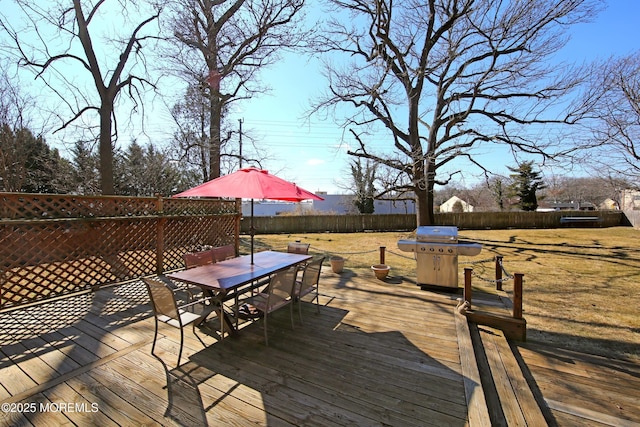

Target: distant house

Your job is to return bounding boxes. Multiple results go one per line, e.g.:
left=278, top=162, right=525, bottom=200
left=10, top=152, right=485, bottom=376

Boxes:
left=600, top=198, right=619, bottom=210
left=311, top=194, right=355, bottom=214
left=440, top=196, right=474, bottom=213
left=536, top=201, right=596, bottom=211
left=241, top=200, right=313, bottom=216
left=620, top=189, right=640, bottom=210
left=242, top=193, right=416, bottom=216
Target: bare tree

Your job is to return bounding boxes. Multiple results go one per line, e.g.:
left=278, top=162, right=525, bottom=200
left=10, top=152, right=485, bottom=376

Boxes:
left=164, top=0, right=308, bottom=181
left=313, top=0, right=601, bottom=225
left=170, top=84, right=227, bottom=182
left=541, top=175, right=630, bottom=208
left=169, top=84, right=267, bottom=181
left=588, top=51, right=640, bottom=184
left=350, top=158, right=377, bottom=213
left=1, top=0, right=162, bottom=194
left=0, top=65, right=34, bottom=191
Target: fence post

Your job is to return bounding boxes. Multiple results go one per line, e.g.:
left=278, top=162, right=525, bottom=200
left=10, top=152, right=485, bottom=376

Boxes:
left=235, top=199, right=242, bottom=256
left=513, top=273, right=524, bottom=319
left=464, top=267, right=473, bottom=306
left=156, top=195, right=165, bottom=274
left=379, top=246, right=386, bottom=265
left=495, top=256, right=503, bottom=291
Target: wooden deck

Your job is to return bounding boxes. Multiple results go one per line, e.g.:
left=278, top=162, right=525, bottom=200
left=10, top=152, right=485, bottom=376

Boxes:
left=1, top=269, right=638, bottom=426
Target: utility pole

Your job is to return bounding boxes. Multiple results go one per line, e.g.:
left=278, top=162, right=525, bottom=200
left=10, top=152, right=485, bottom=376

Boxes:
left=238, top=118, right=243, bottom=169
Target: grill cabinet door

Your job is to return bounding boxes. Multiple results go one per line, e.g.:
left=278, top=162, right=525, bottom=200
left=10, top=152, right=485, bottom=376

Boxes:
left=416, top=252, right=458, bottom=288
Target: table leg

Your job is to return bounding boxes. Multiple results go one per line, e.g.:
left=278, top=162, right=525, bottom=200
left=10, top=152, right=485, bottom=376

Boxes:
left=220, top=309, right=237, bottom=336
left=195, top=291, right=238, bottom=337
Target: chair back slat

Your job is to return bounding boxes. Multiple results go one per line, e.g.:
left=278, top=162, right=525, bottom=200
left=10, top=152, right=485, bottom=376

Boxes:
left=184, top=250, right=214, bottom=268
left=299, top=257, right=324, bottom=294
left=144, top=278, right=179, bottom=320
left=287, top=242, right=310, bottom=255
left=211, top=244, right=236, bottom=262
left=267, top=267, right=297, bottom=310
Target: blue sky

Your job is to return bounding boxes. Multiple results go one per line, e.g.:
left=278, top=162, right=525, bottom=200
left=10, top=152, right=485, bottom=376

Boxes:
left=3, top=1, right=640, bottom=195
left=214, top=0, right=640, bottom=194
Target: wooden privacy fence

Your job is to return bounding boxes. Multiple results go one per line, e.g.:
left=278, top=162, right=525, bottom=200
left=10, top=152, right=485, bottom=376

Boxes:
left=243, top=213, right=417, bottom=234
left=0, top=193, right=240, bottom=310
left=241, top=210, right=624, bottom=234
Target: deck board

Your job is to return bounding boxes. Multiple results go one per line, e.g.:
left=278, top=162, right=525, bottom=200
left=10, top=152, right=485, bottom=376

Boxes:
left=1, top=270, right=638, bottom=426
left=478, top=326, right=547, bottom=426
left=516, top=341, right=640, bottom=426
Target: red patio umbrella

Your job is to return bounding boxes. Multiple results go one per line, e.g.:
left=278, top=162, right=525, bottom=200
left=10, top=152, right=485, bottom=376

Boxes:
left=174, top=167, right=324, bottom=263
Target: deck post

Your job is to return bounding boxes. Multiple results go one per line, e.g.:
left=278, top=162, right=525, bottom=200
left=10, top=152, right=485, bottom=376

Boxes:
left=513, top=273, right=524, bottom=319
left=235, top=199, right=242, bottom=256
left=379, top=246, right=386, bottom=265
left=495, top=255, right=503, bottom=291
left=156, top=195, right=165, bottom=275
left=464, top=267, right=473, bottom=305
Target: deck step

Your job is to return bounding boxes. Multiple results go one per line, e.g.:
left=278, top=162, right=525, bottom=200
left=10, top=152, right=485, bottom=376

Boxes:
left=465, top=310, right=527, bottom=341
left=474, top=325, right=548, bottom=426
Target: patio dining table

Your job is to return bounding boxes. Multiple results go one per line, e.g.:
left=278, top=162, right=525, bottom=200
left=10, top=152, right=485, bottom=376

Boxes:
left=167, top=251, right=312, bottom=336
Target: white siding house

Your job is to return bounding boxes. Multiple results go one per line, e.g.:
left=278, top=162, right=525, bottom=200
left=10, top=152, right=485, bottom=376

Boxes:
left=439, top=196, right=474, bottom=212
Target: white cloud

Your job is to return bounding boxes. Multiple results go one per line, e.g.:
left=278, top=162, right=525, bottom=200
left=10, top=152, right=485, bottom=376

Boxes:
left=307, top=158, right=325, bottom=166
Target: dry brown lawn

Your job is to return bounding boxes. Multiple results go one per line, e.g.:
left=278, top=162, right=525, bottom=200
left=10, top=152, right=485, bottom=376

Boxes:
left=245, top=226, right=640, bottom=363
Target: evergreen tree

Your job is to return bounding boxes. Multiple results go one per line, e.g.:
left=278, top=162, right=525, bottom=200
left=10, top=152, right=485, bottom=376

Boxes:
left=0, top=125, right=73, bottom=193
left=71, top=140, right=101, bottom=194
left=120, top=141, right=146, bottom=196
left=508, top=161, right=546, bottom=211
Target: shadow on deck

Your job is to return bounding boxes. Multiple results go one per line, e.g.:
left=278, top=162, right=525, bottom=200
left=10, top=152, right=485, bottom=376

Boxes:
left=1, top=269, right=638, bottom=426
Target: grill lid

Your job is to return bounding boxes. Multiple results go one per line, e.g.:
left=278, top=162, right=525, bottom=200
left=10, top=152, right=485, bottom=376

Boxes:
left=415, top=226, right=458, bottom=243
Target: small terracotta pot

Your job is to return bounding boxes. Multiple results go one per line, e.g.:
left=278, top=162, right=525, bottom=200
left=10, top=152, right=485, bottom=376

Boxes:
left=371, top=264, right=390, bottom=280
left=330, top=256, right=345, bottom=273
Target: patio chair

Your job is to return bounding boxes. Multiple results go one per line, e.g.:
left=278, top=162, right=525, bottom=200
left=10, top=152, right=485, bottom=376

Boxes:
left=183, top=250, right=215, bottom=268
left=242, top=267, right=298, bottom=346
left=143, top=277, right=208, bottom=367
left=293, top=257, right=324, bottom=323
left=287, top=241, right=311, bottom=283
left=211, top=244, right=236, bottom=262
left=180, top=250, right=216, bottom=303
left=287, top=241, right=310, bottom=255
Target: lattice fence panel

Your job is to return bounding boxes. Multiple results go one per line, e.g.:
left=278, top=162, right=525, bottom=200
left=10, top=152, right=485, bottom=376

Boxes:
left=1, top=193, right=239, bottom=309
left=162, top=214, right=238, bottom=271
left=0, top=193, right=160, bottom=219
left=163, top=197, right=238, bottom=216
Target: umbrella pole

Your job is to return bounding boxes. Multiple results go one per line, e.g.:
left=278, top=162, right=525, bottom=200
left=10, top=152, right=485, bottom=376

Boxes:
left=250, top=199, right=255, bottom=264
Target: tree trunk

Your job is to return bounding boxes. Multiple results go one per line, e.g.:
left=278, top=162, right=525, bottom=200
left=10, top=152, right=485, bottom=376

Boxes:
left=409, top=94, right=433, bottom=226
left=208, top=93, right=222, bottom=180
left=415, top=187, right=431, bottom=226
left=99, top=104, right=114, bottom=194
left=412, top=135, right=435, bottom=226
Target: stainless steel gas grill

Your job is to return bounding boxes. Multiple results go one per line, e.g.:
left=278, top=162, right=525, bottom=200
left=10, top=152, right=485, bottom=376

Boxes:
left=397, top=226, right=482, bottom=289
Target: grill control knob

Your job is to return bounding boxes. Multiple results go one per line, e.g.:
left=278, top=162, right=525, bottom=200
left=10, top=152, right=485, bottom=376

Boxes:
left=429, top=247, right=434, bottom=252
left=438, top=248, right=443, bottom=253
left=448, top=248, right=453, bottom=253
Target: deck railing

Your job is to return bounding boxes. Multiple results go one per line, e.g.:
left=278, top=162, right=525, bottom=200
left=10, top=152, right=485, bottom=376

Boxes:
left=0, top=193, right=240, bottom=310
left=460, top=257, right=527, bottom=341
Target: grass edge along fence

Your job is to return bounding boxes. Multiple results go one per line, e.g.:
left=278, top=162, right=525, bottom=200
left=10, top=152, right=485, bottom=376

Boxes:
left=0, top=193, right=240, bottom=310
left=241, top=210, right=625, bottom=234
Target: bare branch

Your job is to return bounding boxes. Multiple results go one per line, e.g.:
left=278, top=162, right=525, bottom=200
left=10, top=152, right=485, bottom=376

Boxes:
left=164, top=0, right=309, bottom=179
left=312, top=0, right=602, bottom=224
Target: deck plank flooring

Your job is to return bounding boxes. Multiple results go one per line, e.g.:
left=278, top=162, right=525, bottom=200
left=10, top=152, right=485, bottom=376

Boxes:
left=516, top=342, right=640, bottom=426
left=1, top=269, right=638, bottom=426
